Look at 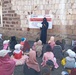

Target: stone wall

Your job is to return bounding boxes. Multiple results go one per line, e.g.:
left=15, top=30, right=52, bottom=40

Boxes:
left=0, top=0, right=76, bottom=44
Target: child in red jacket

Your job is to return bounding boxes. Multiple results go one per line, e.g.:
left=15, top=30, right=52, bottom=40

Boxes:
left=13, top=44, right=23, bottom=59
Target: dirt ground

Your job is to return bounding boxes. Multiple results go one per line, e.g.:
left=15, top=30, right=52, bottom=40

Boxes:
left=14, top=58, right=64, bottom=75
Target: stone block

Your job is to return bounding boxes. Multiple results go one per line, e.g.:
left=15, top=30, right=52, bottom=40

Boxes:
left=68, top=20, right=73, bottom=25
left=45, top=10, right=49, bottom=14
left=60, top=0, right=67, bottom=4
left=70, top=26, right=75, bottom=30
left=43, top=0, right=46, bottom=4
left=73, top=30, right=76, bottom=35
left=71, top=15, right=76, bottom=20
left=52, top=0, right=56, bottom=4
left=67, top=29, right=72, bottom=34
left=72, top=9, right=76, bottom=14
left=71, top=0, right=75, bottom=3
left=55, top=0, right=60, bottom=3
left=67, top=9, right=72, bottom=14
left=55, top=4, right=59, bottom=9
left=59, top=4, right=65, bottom=9
left=73, top=20, right=76, bottom=25
left=66, top=15, right=72, bottom=20
left=51, top=4, right=55, bottom=9
left=59, top=9, right=66, bottom=15
left=39, top=5, right=43, bottom=10
left=42, top=10, right=45, bottom=15
left=72, top=3, right=76, bottom=9
left=36, top=0, right=40, bottom=5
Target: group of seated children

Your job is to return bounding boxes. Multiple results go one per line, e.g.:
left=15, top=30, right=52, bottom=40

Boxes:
left=0, top=35, right=76, bottom=75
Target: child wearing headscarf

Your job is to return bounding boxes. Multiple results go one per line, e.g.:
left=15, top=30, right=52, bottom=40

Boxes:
left=36, top=40, right=43, bottom=57
left=48, top=36, right=55, bottom=50
left=0, top=49, right=16, bottom=75
left=32, top=38, right=40, bottom=51
left=53, top=40, right=64, bottom=60
left=3, top=40, right=10, bottom=50
left=61, top=71, right=69, bottom=75
left=23, top=50, right=40, bottom=75
left=41, top=44, right=59, bottom=69
left=22, top=38, right=30, bottom=52
left=64, top=49, right=76, bottom=68
left=32, top=40, right=43, bottom=57
left=9, top=36, right=17, bottom=53
left=20, top=37, right=26, bottom=46
left=13, top=44, right=23, bottom=59
left=11, top=44, right=28, bottom=65
left=70, top=68, right=76, bottom=75
left=32, top=42, right=37, bottom=51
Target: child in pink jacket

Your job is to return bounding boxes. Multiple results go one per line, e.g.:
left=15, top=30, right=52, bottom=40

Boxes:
left=41, top=44, right=59, bottom=69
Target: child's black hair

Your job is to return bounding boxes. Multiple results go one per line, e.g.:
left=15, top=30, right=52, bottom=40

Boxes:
left=46, top=44, right=52, bottom=52
left=35, top=38, right=39, bottom=42
left=46, top=60, right=54, bottom=71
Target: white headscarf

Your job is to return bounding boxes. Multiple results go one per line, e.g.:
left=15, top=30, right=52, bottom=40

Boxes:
left=66, top=49, right=76, bottom=58
left=14, top=44, right=22, bottom=53
left=0, top=50, right=11, bottom=57
left=0, top=34, right=2, bottom=39
left=15, top=44, right=22, bottom=50
left=3, top=40, right=10, bottom=44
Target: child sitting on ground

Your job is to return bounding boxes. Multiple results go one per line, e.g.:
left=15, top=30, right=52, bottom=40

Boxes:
left=48, top=36, right=55, bottom=50
left=36, top=40, right=43, bottom=57
left=3, top=40, right=10, bottom=50
left=53, top=40, right=64, bottom=60
left=0, top=49, right=16, bottom=75
left=64, top=49, right=76, bottom=68
left=11, top=44, right=28, bottom=65
left=41, top=60, right=54, bottom=75
left=13, top=44, right=23, bottom=59
left=33, top=40, right=43, bottom=57
left=20, top=37, right=26, bottom=46
left=9, top=36, right=17, bottom=55
left=21, top=38, right=30, bottom=52
left=41, top=44, right=59, bottom=69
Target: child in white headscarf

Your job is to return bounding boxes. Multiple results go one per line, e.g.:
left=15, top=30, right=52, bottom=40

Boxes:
left=3, top=40, right=10, bottom=50
left=13, top=44, right=23, bottom=59
left=64, top=49, right=76, bottom=68
left=11, top=44, right=28, bottom=66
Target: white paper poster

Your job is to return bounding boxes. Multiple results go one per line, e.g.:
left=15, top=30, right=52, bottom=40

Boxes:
left=28, top=15, right=52, bottom=29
